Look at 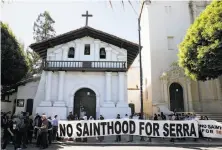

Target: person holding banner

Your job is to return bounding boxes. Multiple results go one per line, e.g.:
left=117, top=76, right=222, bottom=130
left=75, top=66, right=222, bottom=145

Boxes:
left=153, top=114, right=158, bottom=120
left=115, top=114, right=121, bottom=142
left=98, top=115, right=105, bottom=142
left=52, top=115, right=58, bottom=141
left=35, top=115, right=49, bottom=149
left=128, top=115, right=133, bottom=142
left=139, top=114, right=145, bottom=141
left=82, top=115, right=88, bottom=142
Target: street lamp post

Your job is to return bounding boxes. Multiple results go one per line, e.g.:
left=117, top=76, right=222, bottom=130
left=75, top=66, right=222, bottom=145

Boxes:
left=138, top=0, right=151, bottom=119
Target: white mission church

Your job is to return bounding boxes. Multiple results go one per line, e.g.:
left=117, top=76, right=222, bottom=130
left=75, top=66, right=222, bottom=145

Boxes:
left=1, top=12, right=140, bottom=120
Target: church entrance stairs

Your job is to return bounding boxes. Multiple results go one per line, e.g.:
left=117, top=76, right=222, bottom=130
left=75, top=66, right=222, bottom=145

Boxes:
left=195, top=112, right=222, bottom=123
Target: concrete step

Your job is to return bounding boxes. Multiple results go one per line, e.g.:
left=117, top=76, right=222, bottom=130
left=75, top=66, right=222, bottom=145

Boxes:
left=195, top=112, right=222, bottom=123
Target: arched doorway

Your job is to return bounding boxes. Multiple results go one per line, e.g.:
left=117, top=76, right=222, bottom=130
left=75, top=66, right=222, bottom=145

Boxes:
left=74, top=88, right=96, bottom=119
left=169, top=83, right=184, bottom=112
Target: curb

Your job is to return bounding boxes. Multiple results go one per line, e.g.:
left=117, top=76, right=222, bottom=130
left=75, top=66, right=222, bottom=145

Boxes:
left=52, top=142, right=222, bottom=147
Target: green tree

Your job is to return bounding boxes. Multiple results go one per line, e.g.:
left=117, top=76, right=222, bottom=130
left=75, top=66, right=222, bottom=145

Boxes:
left=33, top=11, right=56, bottom=42
left=1, top=22, right=29, bottom=87
left=31, top=11, right=56, bottom=75
left=178, top=0, right=222, bottom=81
left=26, top=49, right=42, bottom=76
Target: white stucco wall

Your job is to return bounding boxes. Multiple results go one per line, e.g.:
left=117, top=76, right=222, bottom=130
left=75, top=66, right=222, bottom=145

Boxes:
left=140, top=1, right=222, bottom=115
left=15, top=81, right=39, bottom=115
left=46, top=36, right=127, bottom=63
left=141, top=1, right=191, bottom=104
left=140, top=1, right=192, bottom=115
left=33, top=35, right=132, bottom=119
left=1, top=92, right=17, bottom=113
left=127, top=66, right=140, bottom=113
left=51, top=71, right=126, bottom=110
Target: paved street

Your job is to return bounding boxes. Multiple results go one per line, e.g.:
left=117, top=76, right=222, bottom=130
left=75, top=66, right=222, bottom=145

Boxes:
left=5, top=145, right=222, bottom=150
left=3, top=135, right=222, bottom=150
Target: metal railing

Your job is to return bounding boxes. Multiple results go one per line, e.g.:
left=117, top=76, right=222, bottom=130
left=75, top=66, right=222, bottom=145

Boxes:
left=43, top=60, right=127, bottom=71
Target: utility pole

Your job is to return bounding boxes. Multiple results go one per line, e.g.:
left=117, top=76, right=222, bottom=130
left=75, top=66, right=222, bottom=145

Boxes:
left=138, top=0, right=151, bottom=119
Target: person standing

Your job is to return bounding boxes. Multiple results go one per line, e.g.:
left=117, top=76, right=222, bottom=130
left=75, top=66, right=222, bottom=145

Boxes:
left=153, top=114, right=158, bottom=120
left=115, top=114, right=121, bottom=142
left=48, top=117, right=53, bottom=145
left=35, top=115, right=42, bottom=148
left=33, top=113, right=41, bottom=139
left=27, top=116, right=34, bottom=144
left=127, top=115, right=133, bottom=142
left=98, top=115, right=104, bottom=142
left=67, top=112, right=74, bottom=120
left=38, top=115, right=49, bottom=149
left=124, top=114, right=129, bottom=119
left=157, top=114, right=162, bottom=120
left=52, top=115, right=58, bottom=141
left=17, top=112, right=28, bottom=149
left=139, top=114, right=145, bottom=141
left=74, top=114, right=79, bottom=120
left=160, top=112, right=166, bottom=120
left=82, top=114, right=88, bottom=142
left=1, top=116, right=15, bottom=150
left=170, top=114, right=176, bottom=142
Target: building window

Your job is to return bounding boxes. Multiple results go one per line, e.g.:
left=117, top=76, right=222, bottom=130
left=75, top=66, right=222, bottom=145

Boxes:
left=68, top=47, right=75, bottom=58
left=167, top=36, right=174, bottom=50
left=100, top=48, right=106, bottom=59
left=165, top=6, right=172, bottom=14
left=1, top=95, right=5, bottom=100
left=84, top=44, right=90, bottom=55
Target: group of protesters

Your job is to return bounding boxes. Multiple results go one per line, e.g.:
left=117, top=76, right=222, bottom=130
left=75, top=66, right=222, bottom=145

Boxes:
left=1, top=110, right=212, bottom=149
left=153, top=112, right=209, bottom=121
left=1, top=111, right=59, bottom=150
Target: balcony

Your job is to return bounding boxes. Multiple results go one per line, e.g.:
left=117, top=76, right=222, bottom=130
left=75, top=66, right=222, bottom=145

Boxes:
left=43, top=60, right=127, bottom=72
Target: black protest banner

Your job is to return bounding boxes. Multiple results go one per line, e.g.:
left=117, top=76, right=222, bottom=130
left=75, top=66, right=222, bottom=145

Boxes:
left=58, top=119, right=199, bottom=138
left=198, top=120, right=222, bottom=138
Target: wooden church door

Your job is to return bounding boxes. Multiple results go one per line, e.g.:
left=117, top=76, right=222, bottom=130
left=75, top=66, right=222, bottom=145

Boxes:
left=74, top=88, right=96, bottom=119
left=26, top=99, right=34, bottom=115
left=169, top=83, right=184, bottom=112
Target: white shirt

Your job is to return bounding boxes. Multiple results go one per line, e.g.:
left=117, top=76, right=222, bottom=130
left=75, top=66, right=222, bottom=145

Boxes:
left=171, top=115, right=176, bottom=120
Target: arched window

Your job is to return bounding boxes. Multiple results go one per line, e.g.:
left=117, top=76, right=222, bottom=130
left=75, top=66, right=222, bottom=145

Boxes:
left=68, top=47, right=75, bottom=58
left=100, top=48, right=106, bottom=59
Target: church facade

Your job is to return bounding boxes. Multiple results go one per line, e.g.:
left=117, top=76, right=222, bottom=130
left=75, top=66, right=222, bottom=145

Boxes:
left=140, top=1, right=222, bottom=117
left=2, top=26, right=139, bottom=120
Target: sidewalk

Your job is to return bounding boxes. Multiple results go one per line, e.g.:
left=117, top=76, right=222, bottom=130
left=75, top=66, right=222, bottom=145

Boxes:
left=52, top=135, right=222, bottom=146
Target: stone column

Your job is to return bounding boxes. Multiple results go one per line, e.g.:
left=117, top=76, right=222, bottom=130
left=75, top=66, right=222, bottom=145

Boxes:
left=103, top=72, right=114, bottom=107
left=54, top=71, right=66, bottom=107
left=117, top=72, right=126, bottom=107
left=39, top=71, right=52, bottom=106
left=215, top=79, right=222, bottom=100
left=187, top=79, right=193, bottom=112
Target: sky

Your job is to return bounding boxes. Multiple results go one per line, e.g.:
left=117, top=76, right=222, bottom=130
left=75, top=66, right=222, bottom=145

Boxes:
left=1, top=0, right=140, bottom=50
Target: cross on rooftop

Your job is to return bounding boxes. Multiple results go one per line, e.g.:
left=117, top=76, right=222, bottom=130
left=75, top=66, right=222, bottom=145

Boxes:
left=82, top=11, right=93, bottom=26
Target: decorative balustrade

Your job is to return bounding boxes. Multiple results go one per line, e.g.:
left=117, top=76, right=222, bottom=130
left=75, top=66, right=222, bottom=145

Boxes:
left=43, top=60, right=127, bottom=72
